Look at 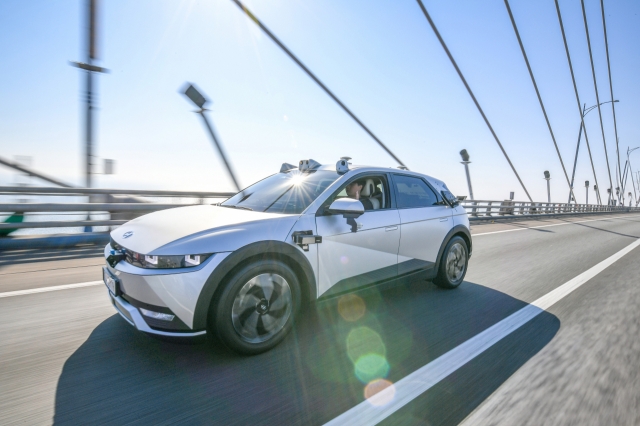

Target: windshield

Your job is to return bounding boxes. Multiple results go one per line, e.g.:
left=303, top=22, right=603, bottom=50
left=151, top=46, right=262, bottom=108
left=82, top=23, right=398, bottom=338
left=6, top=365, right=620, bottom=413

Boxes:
left=221, top=170, right=340, bottom=214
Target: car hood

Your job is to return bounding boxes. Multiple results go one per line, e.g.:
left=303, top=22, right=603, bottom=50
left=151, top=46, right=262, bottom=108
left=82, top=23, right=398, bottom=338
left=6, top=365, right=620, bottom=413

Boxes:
left=111, top=205, right=299, bottom=255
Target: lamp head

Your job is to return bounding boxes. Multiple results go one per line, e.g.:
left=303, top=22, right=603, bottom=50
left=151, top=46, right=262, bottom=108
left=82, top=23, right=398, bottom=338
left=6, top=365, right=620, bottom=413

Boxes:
left=544, top=170, right=550, bottom=179
left=182, top=83, right=207, bottom=109
left=460, top=149, right=470, bottom=162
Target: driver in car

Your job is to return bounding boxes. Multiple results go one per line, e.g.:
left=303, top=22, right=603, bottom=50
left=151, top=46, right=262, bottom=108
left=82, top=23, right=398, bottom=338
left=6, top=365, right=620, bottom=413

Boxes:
left=345, top=180, right=373, bottom=210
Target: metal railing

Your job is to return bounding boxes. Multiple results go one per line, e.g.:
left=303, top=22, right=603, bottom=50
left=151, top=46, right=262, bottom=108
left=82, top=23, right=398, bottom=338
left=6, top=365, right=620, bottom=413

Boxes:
left=0, top=186, right=235, bottom=231
left=461, top=199, right=639, bottom=219
left=1, top=187, right=639, bottom=233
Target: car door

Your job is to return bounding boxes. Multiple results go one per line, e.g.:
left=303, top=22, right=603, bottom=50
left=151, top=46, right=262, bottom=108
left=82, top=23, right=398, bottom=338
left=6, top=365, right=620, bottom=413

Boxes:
left=391, top=174, right=452, bottom=276
left=315, top=174, right=400, bottom=297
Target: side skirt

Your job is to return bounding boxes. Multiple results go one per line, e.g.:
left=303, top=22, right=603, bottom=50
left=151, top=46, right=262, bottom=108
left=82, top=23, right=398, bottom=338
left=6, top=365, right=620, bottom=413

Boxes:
left=318, top=260, right=435, bottom=301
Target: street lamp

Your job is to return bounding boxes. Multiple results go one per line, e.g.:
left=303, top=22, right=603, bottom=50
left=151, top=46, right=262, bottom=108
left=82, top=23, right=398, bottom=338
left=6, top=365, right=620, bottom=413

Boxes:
left=568, top=99, right=619, bottom=204
left=182, top=83, right=241, bottom=191
left=459, top=149, right=474, bottom=200
left=585, top=180, right=589, bottom=205
left=544, top=170, right=551, bottom=203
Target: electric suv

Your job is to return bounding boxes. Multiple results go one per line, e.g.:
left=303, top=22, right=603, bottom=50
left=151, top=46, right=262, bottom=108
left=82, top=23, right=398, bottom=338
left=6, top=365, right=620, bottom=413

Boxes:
left=103, top=158, right=471, bottom=354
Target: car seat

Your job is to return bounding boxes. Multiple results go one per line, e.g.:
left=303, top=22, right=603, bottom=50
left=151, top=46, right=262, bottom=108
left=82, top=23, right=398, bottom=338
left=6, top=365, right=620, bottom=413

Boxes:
left=360, top=179, right=380, bottom=209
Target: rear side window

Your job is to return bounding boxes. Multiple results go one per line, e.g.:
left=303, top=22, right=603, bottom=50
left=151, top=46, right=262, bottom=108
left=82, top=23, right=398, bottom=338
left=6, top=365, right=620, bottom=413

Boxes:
left=393, top=175, right=439, bottom=208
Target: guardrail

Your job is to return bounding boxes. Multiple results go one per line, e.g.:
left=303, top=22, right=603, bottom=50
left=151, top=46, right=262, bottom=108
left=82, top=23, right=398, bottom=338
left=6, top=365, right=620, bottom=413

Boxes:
left=0, top=186, right=234, bottom=198
left=1, top=186, right=639, bottom=233
left=0, top=186, right=235, bottom=233
left=461, top=200, right=639, bottom=218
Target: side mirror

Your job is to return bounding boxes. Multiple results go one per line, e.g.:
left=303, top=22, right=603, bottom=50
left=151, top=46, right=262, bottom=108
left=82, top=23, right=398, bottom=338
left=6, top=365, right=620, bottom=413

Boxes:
left=327, top=198, right=365, bottom=218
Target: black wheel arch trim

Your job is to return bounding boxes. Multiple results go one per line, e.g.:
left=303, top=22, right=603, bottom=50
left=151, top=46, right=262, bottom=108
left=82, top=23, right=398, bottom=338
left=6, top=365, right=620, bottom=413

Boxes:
left=192, top=240, right=316, bottom=330
left=434, top=225, right=472, bottom=272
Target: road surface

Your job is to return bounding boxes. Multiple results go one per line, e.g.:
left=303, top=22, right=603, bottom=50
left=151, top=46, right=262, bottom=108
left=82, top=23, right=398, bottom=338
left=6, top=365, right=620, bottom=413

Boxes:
left=1, top=213, right=639, bottom=425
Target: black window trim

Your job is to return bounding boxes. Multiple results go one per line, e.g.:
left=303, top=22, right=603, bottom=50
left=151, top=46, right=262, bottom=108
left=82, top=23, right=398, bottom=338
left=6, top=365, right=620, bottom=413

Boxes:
left=390, top=173, right=444, bottom=210
left=315, top=172, right=394, bottom=216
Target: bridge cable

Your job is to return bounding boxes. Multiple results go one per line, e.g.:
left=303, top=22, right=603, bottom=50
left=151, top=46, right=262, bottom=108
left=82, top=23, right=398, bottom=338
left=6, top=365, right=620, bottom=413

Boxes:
left=599, top=0, right=622, bottom=199
left=414, top=0, right=533, bottom=202
left=228, top=0, right=406, bottom=167
left=503, top=0, right=577, bottom=203
left=554, top=0, right=602, bottom=205
left=580, top=0, right=614, bottom=204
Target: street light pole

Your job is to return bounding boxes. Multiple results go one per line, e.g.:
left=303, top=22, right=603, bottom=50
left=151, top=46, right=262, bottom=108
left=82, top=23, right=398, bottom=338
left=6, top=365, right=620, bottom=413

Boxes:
left=585, top=180, right=589, bottom=205
left=69, top=0, right=108, bottom=232
left=568, top=100, right=618, bottom=204
left=182, top=83, right=241, bottom=192
left=69, top=0, right=108, bottom=189
left=544, top=170, right=551, bottom=203
left=459, top=149, right=474, bottom=200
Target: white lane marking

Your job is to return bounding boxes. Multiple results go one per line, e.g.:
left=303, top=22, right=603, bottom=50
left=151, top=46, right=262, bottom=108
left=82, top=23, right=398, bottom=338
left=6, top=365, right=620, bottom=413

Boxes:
left=473, top=214, right=640, bottom=236
left=0, top=281, right=103, bottom=298
left=324, top=237, right=640, bottom=426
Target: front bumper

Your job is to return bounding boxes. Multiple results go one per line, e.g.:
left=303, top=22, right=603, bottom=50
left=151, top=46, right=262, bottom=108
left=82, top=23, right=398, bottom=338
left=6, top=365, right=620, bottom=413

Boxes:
left=109, top=291, right=206, bottom=338
left=103, top=243, right=231, bottom=330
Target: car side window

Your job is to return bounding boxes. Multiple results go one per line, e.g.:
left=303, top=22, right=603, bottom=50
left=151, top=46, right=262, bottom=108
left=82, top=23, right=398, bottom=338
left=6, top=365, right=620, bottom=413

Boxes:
left=325, top=175, right=390, bottom=212
left=393, top=175, right=439, bottom=208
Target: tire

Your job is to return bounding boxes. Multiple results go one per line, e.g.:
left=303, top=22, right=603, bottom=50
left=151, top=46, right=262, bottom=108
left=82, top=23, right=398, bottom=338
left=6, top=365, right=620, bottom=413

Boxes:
left=434, top=236, right=468, bottom=289
left=211, top=259, right=300, bottom=355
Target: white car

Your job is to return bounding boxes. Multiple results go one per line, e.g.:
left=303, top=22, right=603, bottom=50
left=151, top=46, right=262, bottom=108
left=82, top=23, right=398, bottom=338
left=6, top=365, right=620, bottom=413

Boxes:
left=103, top=158, right=471, bottom=354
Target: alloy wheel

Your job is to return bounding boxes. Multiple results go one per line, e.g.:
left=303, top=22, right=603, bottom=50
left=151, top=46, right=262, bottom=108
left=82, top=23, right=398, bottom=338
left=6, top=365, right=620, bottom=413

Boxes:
left=445, top=242, right=466, bottom=283
left=231, top=273, right=293, bottom=343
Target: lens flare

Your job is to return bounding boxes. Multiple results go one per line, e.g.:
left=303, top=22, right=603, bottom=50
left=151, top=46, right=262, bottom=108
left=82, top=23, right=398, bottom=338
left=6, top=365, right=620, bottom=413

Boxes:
left=355, top=353, right=390, bottom=383
left=346, top=327, right=385, bottom=364
left=364, top=379, right=396, bottom=406
left=338, top=294, right=366, bottom=322
left=340, top=255, right=349, bottom=264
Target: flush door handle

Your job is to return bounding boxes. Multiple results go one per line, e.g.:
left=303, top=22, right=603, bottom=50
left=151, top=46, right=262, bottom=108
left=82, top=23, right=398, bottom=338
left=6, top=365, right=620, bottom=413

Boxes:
left=385, top=226, right=398, bottom=231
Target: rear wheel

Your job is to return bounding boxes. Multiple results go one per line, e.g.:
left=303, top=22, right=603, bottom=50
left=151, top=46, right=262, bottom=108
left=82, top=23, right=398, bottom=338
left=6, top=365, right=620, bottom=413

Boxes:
left=212, top=260, right=300, bottom=355
left=434, top=236, right=468, bottom=289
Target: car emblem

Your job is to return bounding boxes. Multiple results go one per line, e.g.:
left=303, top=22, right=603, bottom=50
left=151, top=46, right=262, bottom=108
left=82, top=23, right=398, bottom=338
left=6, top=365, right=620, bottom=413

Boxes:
left=122, top=231, right=134, bottom=239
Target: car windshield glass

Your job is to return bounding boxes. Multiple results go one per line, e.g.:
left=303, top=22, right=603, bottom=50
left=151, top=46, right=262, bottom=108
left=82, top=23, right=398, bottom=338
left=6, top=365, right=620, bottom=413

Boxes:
left=221, top=170, right=340, bottom=214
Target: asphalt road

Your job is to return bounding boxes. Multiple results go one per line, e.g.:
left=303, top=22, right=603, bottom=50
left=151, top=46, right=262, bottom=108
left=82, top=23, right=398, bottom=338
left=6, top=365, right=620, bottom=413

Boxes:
left=1, top=213, right=639, bottom=425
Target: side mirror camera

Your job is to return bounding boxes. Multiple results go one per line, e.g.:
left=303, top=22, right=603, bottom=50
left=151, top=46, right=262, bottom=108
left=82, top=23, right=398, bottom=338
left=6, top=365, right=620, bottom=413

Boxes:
left=441, top=190, right=460, bottom=207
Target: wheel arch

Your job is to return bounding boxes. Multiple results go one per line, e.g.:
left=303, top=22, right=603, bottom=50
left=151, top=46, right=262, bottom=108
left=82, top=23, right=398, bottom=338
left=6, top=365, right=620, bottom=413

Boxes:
left=434, top=225, right=472, bottom=274
left=192, top=240, right=316, bottom=330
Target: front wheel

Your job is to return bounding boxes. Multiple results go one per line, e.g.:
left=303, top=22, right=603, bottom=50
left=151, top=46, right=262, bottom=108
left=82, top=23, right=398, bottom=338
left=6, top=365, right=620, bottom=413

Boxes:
left=211, top=260, right=300, bottom=355
left=434, top=236, right=468, bottom=289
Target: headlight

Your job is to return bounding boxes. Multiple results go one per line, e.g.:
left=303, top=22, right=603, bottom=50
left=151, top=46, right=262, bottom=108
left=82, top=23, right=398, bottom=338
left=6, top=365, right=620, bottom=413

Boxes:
left=129, top=251, right=212, bottom=269
left=109, top=238, right=212, bottom=269
left=142, top=254, right=211, bottom=269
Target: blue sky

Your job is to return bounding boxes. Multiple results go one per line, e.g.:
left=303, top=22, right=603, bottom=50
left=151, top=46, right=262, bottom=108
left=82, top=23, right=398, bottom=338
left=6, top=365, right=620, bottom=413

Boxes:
left=0, top=0, right=639, bottom=202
